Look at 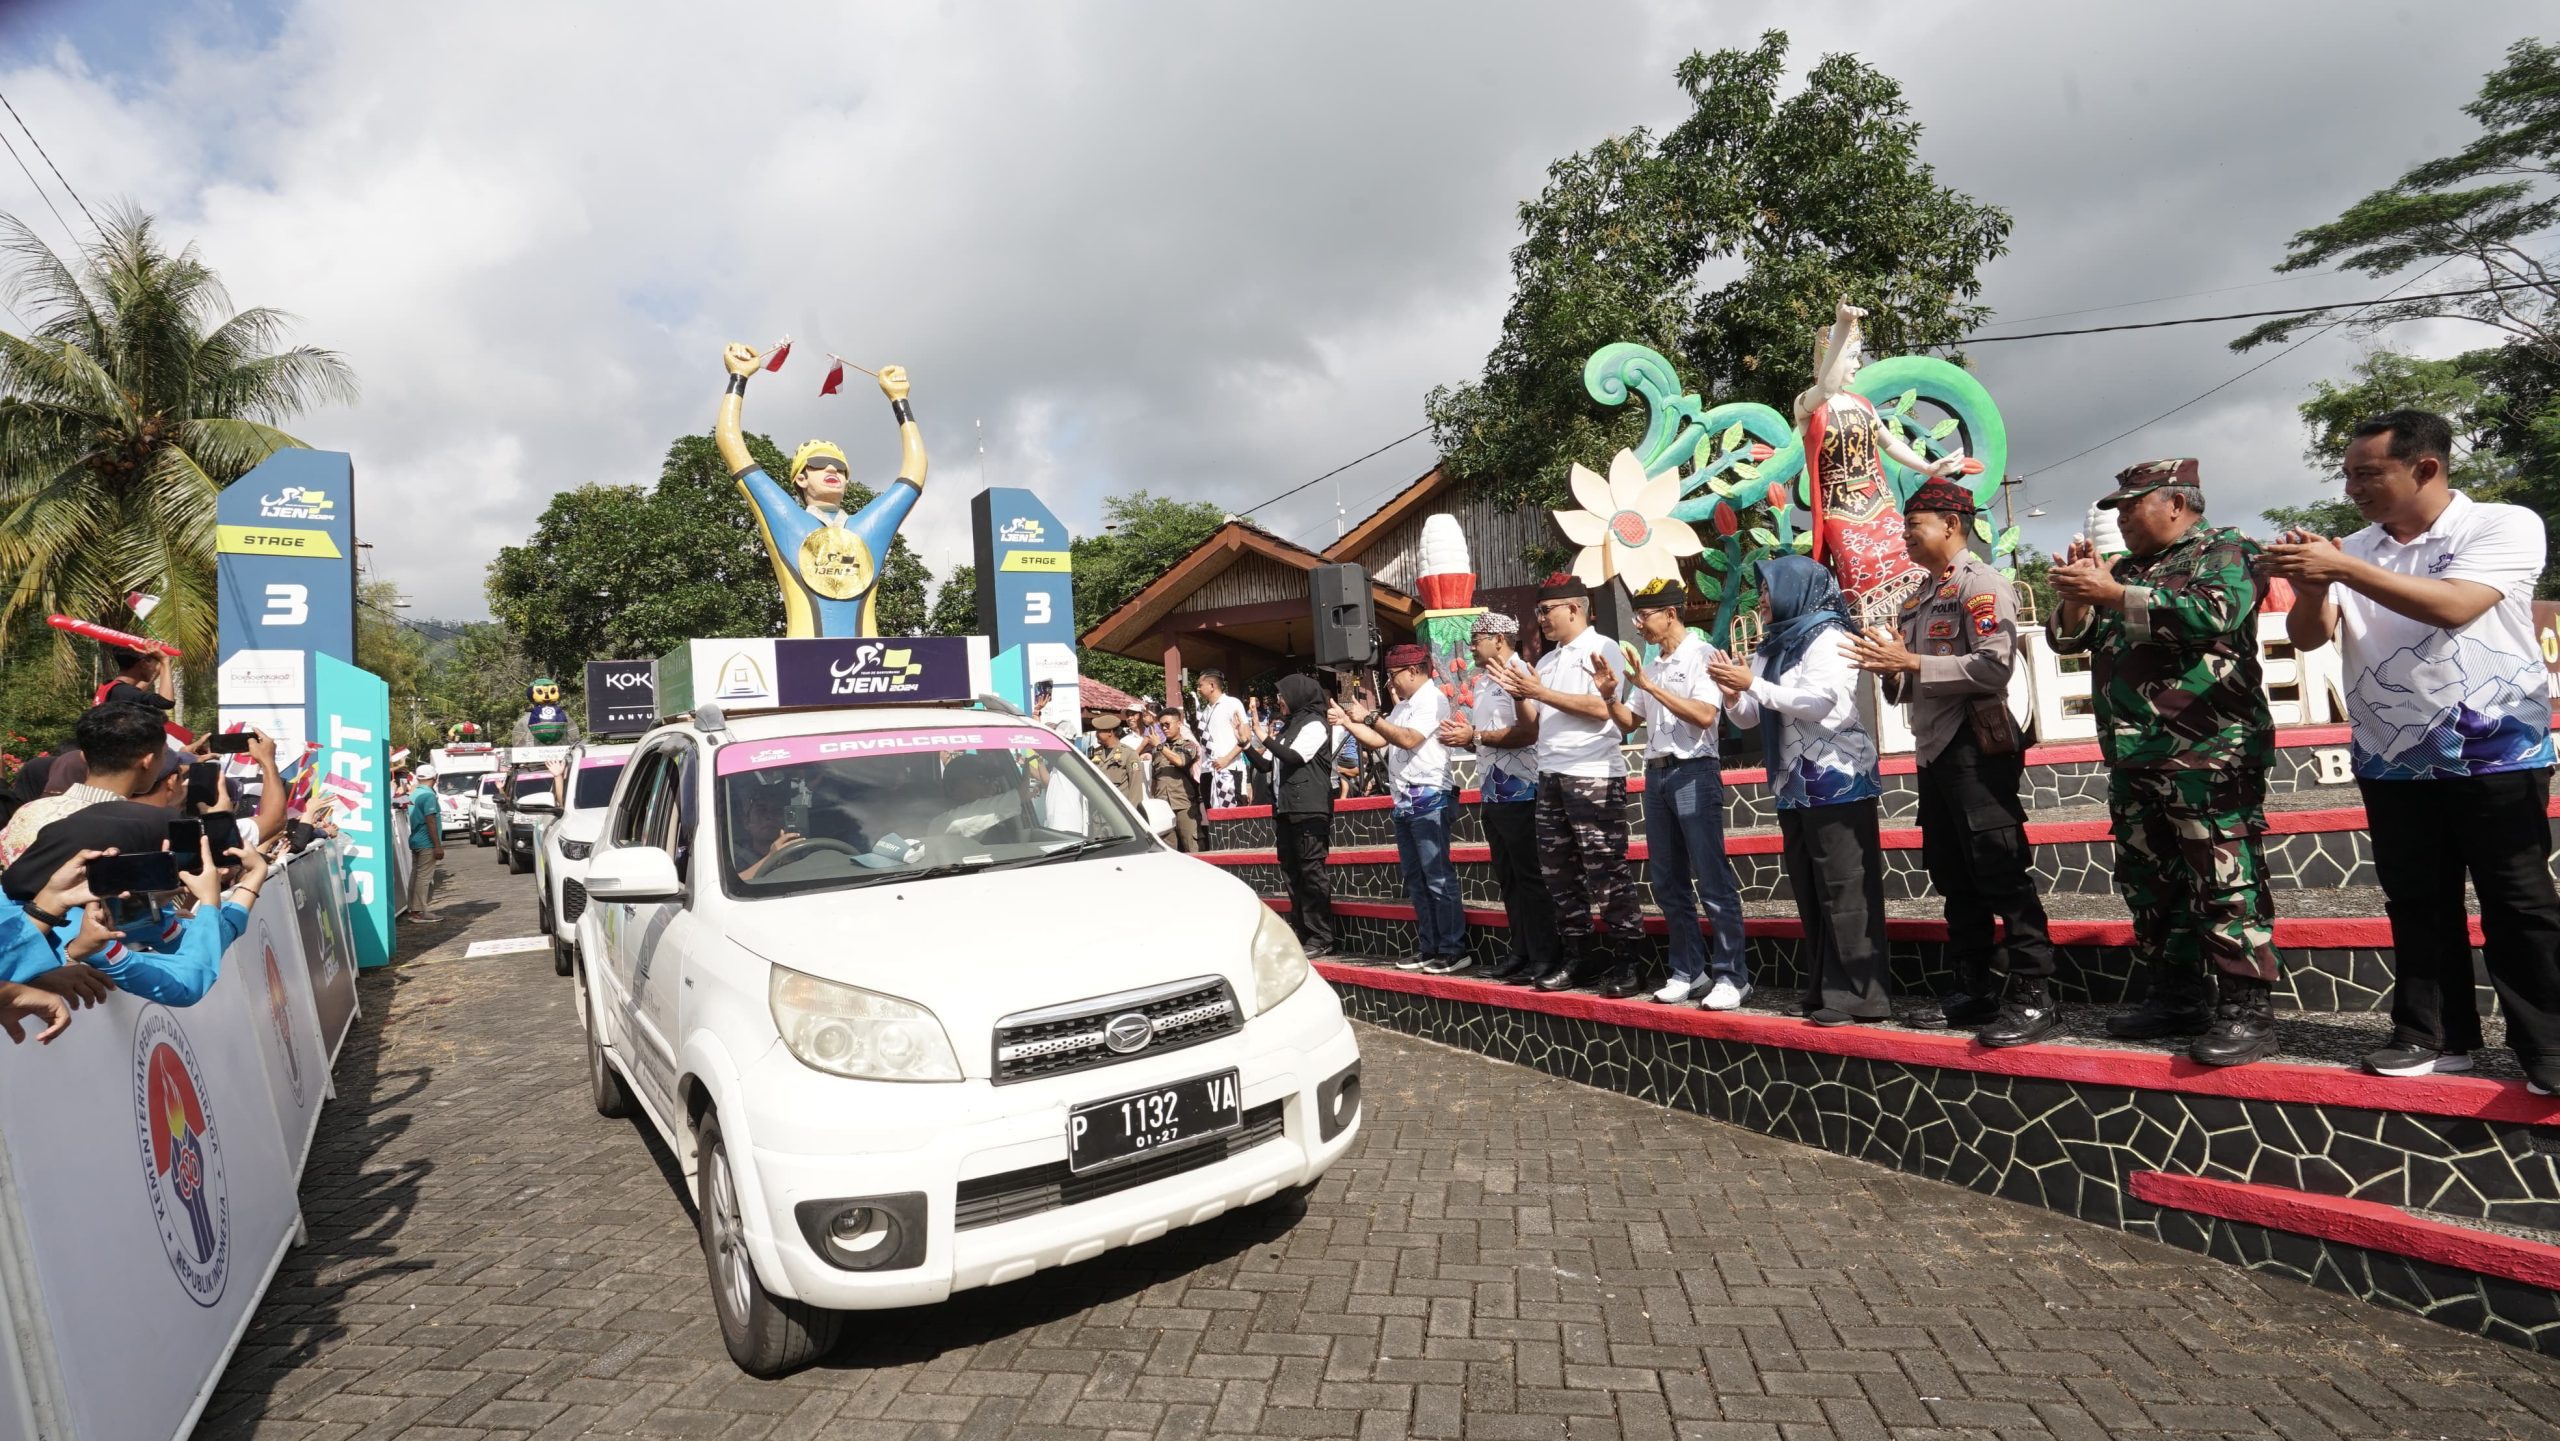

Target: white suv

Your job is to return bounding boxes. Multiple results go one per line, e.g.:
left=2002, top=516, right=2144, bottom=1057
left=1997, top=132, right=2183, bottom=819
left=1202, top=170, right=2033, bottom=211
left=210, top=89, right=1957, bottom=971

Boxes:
left=535, top=742, right=634, bottom=976
left=574, top=704, right=1361, bottom=1375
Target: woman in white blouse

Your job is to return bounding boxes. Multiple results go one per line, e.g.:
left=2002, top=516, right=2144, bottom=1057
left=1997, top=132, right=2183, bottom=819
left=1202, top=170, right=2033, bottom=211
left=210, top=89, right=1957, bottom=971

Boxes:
left=1711, top=555, right=1889, bottom=1026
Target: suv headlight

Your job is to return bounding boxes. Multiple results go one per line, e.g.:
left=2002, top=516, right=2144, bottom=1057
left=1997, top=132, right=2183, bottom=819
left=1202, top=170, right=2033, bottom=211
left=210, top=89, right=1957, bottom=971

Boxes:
left=1251, top=907, right=1309, bottom=1015
left=559, top=838, right=592, bottom=860
left=769, top=967, right=962, bottom=1082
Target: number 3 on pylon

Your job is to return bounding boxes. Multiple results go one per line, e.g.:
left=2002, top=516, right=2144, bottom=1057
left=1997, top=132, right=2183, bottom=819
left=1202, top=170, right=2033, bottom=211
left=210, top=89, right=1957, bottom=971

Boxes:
left=261, top=583, right=309, bottom=626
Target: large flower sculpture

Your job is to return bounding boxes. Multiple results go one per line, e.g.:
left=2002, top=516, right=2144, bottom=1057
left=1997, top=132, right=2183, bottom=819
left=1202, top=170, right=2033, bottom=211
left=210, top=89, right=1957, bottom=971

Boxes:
left=1553, top=448, right=1704, bottom=594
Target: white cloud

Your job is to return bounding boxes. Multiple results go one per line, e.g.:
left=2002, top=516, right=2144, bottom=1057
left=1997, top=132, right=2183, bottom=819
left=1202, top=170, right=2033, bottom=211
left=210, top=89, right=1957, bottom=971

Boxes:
left=0, top=0, right=2542, bottom=618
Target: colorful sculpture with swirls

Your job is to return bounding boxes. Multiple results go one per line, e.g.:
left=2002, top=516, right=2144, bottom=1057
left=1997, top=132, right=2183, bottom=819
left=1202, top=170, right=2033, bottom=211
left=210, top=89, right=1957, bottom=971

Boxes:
left=1581, top=306, right=2013, bottom=647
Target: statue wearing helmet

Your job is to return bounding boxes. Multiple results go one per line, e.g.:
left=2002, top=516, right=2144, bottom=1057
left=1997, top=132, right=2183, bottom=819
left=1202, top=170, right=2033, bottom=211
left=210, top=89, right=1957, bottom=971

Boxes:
left=715, top=342, right=929, bottom=638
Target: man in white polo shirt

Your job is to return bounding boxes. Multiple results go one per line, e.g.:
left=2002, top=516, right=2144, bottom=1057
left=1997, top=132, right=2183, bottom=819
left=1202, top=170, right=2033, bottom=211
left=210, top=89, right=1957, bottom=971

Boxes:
left=1622, top=576, right=1749, bottom=1009
left=1332, top=645, right=1464, bottom=973
left=1490, top=572, right=1644, bottom=998
left=2266, top=408, right=2560, bottom=1091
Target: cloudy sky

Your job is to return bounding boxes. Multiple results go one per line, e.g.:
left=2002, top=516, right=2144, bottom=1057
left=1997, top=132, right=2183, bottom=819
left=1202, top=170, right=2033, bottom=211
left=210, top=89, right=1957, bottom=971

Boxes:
left=0, top=0, right=2542, bottom=619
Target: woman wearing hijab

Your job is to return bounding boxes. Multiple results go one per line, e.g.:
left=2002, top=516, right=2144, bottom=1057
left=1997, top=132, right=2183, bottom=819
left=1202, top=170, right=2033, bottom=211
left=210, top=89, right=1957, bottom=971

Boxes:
left=1267, top=672, right=1340, bottom=958
left=1711, top=556, right=1890, bottom=1026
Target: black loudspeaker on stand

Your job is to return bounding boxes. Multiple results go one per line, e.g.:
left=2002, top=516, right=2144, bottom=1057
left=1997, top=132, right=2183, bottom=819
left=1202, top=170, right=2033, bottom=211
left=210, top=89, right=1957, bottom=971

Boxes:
left=1310, top=562, right=1375, bottom=669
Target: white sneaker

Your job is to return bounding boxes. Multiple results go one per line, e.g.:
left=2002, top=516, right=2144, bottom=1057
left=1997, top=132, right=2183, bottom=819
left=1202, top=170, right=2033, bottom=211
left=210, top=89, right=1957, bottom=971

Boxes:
left=1701, top=981, right=1749, bottom=1012
left=1653, top=978, right=1701, bottom=1004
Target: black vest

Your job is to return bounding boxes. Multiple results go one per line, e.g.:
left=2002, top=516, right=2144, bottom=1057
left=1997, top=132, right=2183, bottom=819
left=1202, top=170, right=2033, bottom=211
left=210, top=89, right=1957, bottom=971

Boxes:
left=1272, top=712, right=1335, bottom=816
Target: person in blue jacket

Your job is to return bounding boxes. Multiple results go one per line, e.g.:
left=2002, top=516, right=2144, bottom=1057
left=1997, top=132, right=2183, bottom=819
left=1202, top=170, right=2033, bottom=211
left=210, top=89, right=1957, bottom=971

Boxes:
left=8, top=827, right=267, bottom=1010
left=714, top=341, right=928, bottom=638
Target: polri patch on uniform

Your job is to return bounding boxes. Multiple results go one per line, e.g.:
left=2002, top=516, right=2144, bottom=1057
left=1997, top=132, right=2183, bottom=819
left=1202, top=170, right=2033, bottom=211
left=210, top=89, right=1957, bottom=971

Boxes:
left=1936, top=580, right=1959, bottom=600
left=1926, top=619, right=1956, bottom=639
left=1965, top=593, right=2000, bottom=637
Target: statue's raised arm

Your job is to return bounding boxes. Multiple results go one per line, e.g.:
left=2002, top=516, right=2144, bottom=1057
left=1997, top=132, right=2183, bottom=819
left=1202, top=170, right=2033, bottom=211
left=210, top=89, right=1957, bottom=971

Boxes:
left=713, top=342, right=931, bottom=639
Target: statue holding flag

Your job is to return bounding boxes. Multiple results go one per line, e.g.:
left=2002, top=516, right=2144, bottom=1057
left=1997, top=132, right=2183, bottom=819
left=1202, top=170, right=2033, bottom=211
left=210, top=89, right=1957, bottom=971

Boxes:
left=716, top=341, right=929, bottom=638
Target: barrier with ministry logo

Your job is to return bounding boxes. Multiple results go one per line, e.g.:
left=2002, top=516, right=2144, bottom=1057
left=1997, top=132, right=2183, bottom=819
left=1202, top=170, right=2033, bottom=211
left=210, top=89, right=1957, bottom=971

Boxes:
left=0, top=843, right=362, bottom=1441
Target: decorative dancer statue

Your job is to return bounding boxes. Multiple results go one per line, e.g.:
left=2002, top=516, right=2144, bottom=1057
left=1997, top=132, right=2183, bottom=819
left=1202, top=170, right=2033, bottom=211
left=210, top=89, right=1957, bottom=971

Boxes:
left=1792, top=301, right=1970, bottom=625
left=716, top=342, right=928, bottom=638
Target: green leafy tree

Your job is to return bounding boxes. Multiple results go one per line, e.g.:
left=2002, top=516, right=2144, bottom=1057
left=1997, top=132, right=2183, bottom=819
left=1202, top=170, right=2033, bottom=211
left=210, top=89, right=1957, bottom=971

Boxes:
left=928, top=563, right=978, bottom=636
left=1070, top=491, right=1226, bottom=696
left=355, top=578, right=429, bottom=753
left=2241, top=38, right=2560, bottom=590
left=487, top=431, right=935, bottom=678
left=0, top=205, right=356, bottom=684
left=1428, top=29, right=2011, bottom=512
left=417, top=621, right=535, bottom=747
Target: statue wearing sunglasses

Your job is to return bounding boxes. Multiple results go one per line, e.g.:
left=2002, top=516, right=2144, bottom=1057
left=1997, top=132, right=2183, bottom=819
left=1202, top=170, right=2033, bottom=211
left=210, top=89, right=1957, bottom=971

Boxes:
left=716, top=342, right=930, bottom=638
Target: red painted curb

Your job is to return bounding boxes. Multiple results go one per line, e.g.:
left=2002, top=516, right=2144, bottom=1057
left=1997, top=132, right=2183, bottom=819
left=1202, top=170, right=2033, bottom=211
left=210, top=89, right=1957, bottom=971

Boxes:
left=1313, top=960, right=2560, bottom=1125
left=2128, top=1171, right=2560, bottom=1291
left=1277, top=895, right=2479, bottom=951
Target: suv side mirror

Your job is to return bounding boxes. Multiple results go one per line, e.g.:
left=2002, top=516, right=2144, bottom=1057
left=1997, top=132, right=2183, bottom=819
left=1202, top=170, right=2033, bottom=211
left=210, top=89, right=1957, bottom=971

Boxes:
left=585, top=845, right=681, bottom=903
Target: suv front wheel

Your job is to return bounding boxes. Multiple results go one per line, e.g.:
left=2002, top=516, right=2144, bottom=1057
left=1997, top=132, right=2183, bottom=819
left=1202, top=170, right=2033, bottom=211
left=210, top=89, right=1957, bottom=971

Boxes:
left=696, top=1112, right=842, bottom=1376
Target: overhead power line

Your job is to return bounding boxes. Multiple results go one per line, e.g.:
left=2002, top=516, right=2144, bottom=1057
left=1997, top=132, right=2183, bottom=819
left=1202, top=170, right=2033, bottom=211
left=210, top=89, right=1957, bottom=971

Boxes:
left=0, top=88, right=97, bottom=235
left=0, top=123, right=73, bottom=253
left=1973, top=269, right=2343, bottom=331
left=2016, top=258, right=2457, bottom=482
left=1236, top=423, right=1434, bottom=521
left=1961, top=278, right=2540, bottom=344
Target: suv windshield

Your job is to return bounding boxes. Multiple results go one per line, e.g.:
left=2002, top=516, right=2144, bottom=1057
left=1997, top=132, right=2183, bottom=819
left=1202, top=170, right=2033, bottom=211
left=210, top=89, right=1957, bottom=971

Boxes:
left=716, top=723, right=1145, bottom=896
left=571, top=761, right=625, bottom=809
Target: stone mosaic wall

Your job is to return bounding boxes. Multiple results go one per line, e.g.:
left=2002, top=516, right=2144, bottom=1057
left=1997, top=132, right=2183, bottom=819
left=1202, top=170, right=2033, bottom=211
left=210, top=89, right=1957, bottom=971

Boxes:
left=1332, top=978, right=2560, bottom=1355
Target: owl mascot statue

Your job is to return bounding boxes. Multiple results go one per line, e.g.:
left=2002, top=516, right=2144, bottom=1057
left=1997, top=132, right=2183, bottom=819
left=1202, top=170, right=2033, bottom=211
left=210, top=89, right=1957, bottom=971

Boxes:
left=524, top=679, right=569, bottom=745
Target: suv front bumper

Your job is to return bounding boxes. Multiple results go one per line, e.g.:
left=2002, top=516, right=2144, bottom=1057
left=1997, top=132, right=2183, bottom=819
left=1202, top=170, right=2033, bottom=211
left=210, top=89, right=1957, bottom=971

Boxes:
left=736, top=976, right=1361, bottom=1310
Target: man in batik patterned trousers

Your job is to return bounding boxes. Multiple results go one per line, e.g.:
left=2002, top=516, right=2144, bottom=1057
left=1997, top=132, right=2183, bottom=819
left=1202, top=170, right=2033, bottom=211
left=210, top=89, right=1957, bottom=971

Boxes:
left=2052, top=458, right=2281, bottom=1066
left=1490, top=573, right=1645, bottom=998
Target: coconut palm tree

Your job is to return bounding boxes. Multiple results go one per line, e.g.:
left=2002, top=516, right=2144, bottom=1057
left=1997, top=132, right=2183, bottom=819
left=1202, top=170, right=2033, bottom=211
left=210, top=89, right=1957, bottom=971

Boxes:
left=0, top=203, right=357, bottom=677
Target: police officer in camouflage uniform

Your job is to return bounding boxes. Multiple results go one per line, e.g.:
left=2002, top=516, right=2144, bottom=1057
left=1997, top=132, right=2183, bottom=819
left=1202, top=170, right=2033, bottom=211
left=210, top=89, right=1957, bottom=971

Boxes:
left=1849, top=477, right=2056, bottom=1046
left=2050, top=458, right=2281, bottom=1066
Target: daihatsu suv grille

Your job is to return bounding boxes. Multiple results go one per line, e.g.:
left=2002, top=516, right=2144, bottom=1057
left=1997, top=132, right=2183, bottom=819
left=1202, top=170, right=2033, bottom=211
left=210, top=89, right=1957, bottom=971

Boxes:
left=991, top=976, right=1241, bottom=1084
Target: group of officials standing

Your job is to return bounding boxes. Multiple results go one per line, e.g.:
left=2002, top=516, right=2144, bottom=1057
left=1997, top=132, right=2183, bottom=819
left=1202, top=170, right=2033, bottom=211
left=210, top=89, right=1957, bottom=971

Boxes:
left=1252, top=409, right=2560, bottom=1084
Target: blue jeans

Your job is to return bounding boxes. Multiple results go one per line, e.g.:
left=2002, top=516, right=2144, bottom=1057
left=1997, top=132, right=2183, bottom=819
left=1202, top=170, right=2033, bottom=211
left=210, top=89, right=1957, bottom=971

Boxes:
left=1646, top=758, right=1747, bottom=987
left=1393, top=791, right=1465, bottom=958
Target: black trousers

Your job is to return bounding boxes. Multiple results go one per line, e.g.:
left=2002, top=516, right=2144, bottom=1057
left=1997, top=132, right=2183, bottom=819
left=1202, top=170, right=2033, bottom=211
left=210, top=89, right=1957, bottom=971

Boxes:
left=1482, top=800, right=1560, bottom=970
left=1915, top=730, right=2054, bottom=989
left=2361, top=769, right=2560, bottom=1067
left=1780, top=799, right=1890, bottom=1019
left=1275, top=813, right=1337, bottom=950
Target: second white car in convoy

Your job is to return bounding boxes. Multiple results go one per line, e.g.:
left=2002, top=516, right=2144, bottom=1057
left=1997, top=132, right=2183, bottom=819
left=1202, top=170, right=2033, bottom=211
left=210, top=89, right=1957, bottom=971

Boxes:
left=572, top=697, right=1362, bottom=1377
left=535, top=741, right=633, bottom=976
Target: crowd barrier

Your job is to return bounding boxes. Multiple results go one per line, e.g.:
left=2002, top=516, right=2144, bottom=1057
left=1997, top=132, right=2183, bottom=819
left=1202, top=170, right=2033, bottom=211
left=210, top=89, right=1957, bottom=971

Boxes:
left=0, top=841, right=364, bottom=1441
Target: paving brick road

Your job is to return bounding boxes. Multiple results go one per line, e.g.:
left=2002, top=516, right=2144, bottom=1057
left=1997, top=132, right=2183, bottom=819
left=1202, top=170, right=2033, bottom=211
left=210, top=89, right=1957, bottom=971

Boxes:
left=202, top=848, right=2560, bottom=1440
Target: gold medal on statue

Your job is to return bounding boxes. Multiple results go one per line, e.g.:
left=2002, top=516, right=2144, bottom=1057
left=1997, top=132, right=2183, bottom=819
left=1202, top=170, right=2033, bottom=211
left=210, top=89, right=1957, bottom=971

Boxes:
left=797, top=526, right=875, bottom=600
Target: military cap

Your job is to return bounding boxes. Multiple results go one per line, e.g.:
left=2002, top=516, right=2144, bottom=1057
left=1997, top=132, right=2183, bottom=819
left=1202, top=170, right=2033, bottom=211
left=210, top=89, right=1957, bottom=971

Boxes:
left=2096, top=457, right=2202, bottom=510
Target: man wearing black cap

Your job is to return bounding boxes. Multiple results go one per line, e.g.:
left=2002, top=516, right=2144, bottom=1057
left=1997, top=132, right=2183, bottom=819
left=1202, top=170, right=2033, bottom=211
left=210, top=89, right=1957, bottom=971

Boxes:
left=2051, top=458, right=2280, bottom=1065
left=1490, top=573, right=1645, bottom=997
left=1850, top=478, right=2055, bottom=1045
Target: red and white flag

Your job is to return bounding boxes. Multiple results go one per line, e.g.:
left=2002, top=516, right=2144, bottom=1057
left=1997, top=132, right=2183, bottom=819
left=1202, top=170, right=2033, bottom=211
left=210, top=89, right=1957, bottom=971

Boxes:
left=820, top=357, right=846, bottom=396
left=763, top=336, right=792, bottom=372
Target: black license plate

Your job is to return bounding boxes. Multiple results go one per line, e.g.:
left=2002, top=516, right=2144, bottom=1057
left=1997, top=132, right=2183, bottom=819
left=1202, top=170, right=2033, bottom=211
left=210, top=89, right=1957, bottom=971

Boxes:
left=1068, top=1069, right=1242, bottom=1173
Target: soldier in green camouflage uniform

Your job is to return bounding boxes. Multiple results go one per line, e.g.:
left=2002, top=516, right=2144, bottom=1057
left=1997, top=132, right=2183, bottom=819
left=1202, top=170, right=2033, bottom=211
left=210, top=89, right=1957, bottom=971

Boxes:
left=2051, top=458, right=2281, bottom=1066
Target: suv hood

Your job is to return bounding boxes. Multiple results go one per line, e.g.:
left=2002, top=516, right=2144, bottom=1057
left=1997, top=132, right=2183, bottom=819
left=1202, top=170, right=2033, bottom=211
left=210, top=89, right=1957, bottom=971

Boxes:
left=721, top=848, right=1272, bottom=1079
